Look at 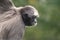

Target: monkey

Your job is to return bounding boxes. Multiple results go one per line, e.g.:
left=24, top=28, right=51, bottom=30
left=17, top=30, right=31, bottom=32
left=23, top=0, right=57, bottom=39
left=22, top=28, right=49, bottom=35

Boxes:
left=0, top=0, right=39, bottom=40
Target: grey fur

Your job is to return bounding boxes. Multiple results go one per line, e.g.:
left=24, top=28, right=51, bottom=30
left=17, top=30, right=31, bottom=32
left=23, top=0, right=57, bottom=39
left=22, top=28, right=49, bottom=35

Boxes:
left=0, top=0, right=25, bottom=40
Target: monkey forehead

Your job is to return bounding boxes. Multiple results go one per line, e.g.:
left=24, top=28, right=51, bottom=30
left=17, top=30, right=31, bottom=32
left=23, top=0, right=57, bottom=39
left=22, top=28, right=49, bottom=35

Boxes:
left=25, top=5, right=39, bottom=17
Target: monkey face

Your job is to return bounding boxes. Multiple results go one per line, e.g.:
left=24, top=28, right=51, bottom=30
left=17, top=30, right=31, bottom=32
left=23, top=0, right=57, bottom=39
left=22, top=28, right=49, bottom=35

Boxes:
left=20, top=6, right=39, bottom=26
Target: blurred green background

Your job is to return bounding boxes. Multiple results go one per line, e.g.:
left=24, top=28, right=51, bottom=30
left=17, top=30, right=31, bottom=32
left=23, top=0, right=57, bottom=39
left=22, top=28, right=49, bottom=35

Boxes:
left=13, top=0, right=60, bottom=40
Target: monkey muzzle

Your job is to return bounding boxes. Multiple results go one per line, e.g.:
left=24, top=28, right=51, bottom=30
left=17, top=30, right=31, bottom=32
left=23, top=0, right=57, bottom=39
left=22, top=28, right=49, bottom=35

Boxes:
left=21, top=13, right=38, bottom=26
left=30, top=15, right=37, bottom=26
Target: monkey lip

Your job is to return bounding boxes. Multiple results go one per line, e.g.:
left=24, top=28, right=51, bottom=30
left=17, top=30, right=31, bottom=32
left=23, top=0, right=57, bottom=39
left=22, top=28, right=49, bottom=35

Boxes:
left=31, top=22, right=37, bottom=26
left=31, top=19, right=37, bottom=26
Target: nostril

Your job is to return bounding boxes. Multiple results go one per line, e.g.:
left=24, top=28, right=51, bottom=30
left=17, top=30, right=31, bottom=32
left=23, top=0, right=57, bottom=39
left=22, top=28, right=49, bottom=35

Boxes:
left=32, top=16, right=37, bottom=19
left=34, top=21, right=36, bottom=23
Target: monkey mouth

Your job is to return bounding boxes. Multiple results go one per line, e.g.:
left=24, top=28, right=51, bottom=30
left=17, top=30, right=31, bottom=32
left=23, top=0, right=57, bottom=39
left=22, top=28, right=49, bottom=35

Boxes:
left=31, top=19, right=37, bottom=26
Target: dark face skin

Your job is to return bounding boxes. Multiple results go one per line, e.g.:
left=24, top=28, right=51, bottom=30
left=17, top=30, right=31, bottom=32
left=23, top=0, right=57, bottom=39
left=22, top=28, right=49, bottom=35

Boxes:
left=20, top=7, right=37, bottom=26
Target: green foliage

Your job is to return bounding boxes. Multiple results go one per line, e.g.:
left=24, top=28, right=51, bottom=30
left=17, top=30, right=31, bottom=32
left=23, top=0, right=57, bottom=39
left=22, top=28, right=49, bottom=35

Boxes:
left=13, top=0, right=60, bottom=40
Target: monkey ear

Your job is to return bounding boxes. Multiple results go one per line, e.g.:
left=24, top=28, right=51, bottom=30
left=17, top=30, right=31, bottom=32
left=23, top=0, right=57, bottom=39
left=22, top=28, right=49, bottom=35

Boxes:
left=16, top=7, right=24, bottom=13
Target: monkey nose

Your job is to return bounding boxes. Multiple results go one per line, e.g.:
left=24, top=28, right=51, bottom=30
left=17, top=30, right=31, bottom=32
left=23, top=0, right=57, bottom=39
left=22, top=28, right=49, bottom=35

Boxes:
left=32, top=16, right=37, bottom=19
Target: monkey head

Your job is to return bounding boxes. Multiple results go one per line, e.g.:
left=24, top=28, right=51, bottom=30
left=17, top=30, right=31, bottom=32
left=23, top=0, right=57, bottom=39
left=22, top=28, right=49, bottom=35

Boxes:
left=20, top=5, right=39, bottom=26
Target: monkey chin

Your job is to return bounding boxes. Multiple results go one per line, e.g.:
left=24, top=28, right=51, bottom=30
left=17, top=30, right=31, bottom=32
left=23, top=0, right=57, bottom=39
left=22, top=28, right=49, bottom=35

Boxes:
left=27, top=23, right=37, bottom=27
left=32, top=21, right=37, bottom=27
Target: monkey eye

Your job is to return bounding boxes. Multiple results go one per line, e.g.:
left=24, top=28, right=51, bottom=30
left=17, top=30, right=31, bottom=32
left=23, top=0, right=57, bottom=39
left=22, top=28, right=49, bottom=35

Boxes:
left=24, top=14, right=28, bottom=16
left=26, top=14, right=28, bottom=15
